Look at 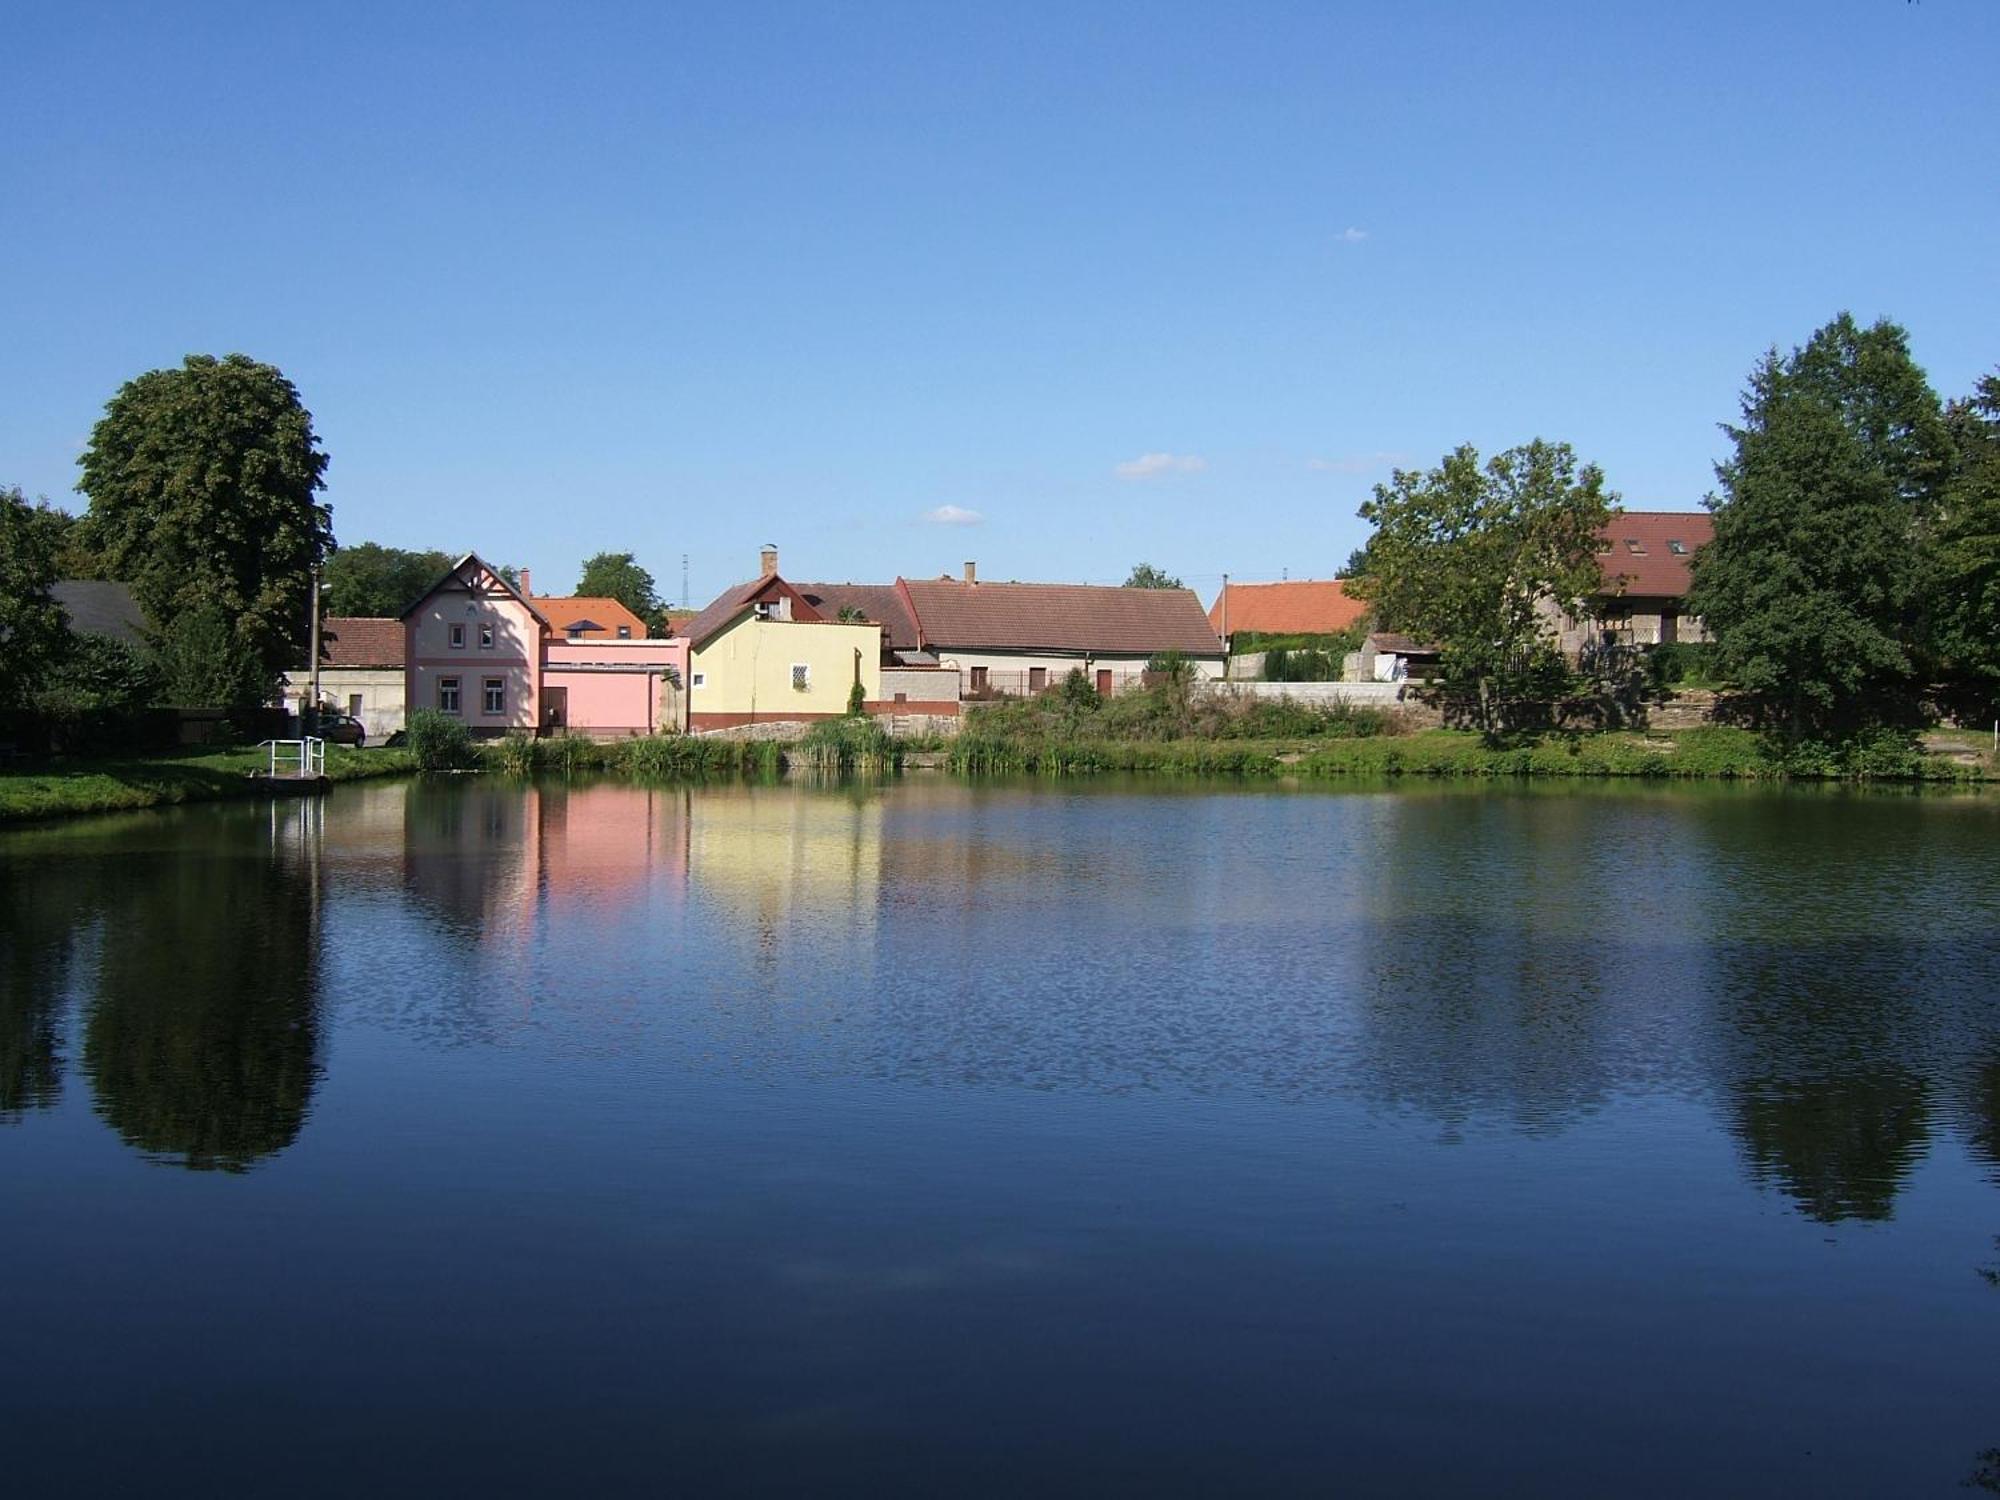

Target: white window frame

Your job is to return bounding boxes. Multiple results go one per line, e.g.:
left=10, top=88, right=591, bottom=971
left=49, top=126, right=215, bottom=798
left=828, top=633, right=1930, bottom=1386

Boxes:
left=448, top=623, right=466, bottom=649
left=439, top=676, right=461, bottom=714
left=483, top=677, right=505, bottom=715
left=479, top=623, right=494, bottom=649
left=690, top=672, right=706, bottom=689
left=791, top=663, right=811, bottom=691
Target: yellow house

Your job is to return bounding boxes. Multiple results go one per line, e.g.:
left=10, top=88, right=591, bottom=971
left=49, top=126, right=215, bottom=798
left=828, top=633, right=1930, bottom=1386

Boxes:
left=680, top=547, right=882, bottom=730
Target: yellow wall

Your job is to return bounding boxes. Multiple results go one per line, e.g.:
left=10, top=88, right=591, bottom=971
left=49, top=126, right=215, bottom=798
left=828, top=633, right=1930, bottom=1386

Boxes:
left=689, top=616, right=881, bottom=718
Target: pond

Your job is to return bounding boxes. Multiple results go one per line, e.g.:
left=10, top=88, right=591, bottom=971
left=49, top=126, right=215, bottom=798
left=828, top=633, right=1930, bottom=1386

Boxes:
left=4, top=776, right=1999, bottom=1495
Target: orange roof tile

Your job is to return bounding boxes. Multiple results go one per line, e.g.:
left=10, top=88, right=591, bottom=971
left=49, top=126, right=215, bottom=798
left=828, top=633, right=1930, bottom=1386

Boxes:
left=531, top=595, right=650, bottom=638
left=1208, top=580, right=1368, bottom=637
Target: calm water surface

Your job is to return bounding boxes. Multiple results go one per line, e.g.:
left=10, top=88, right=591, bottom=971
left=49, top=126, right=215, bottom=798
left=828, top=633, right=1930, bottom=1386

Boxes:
left=4, top=776, right=1999, bottom=1495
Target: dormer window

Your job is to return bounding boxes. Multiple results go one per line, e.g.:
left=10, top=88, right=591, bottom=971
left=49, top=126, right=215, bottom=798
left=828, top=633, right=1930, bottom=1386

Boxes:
left=1667, top=539, right=1688, bottom=555
left=568, top=626, right=586, bottom=639
left=1624, top=539, right=1646, bottom=555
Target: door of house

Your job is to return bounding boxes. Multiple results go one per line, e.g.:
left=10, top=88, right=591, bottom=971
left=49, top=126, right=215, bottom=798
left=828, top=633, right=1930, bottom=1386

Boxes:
left=1660, top=611, right=1679, bottom=645
left=542, top=685, right=568, bottom=731
left=1095, top=669, right=1113, bottom=696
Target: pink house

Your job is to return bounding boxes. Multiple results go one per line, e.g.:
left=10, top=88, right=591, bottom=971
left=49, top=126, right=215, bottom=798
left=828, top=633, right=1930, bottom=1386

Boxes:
left=402, top=555, right=688, bottom=737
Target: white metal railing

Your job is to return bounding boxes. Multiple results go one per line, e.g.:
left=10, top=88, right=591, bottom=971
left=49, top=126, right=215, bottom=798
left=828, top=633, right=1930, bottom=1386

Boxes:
left=263, top=736, right=327, bottom=779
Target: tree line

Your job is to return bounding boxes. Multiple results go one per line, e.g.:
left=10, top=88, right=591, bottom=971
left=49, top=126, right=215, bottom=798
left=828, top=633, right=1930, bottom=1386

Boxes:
left=1, top=352, right=680, bottom=721
left=1348, top=312, right=1999, bottom=739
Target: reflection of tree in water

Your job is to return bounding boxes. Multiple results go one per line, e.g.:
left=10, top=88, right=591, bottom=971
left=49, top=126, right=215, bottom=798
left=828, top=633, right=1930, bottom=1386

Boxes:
left=1965, top=1058, right=2000, bottom=1187
left=0, top=861, right=87, bottom=1120
left=81, top=819, right=323, bottom=1172
left=1730, top=1069, right=1930, bottom=1224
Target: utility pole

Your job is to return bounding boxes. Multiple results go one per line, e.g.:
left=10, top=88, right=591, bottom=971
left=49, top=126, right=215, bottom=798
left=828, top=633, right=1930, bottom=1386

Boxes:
left=306, top=568, right=322, bottom=731
left=682, top=552, right=690, bottom=607
left=1219, top=571, right=1229, bottom=677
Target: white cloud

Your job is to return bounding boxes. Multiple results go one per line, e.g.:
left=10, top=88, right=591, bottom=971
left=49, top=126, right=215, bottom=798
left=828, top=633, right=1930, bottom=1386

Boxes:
left=1114, top=452, right=1208, bottom=481
left=923, top=504, right=984, bottom=526
left=1338, top=227, right=1368, bottom=244
left=1308, top=451, right=1405, bottom=474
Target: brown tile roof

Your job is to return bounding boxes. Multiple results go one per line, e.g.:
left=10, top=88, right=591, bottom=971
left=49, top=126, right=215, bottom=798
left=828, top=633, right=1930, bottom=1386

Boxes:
left=532, top=595, right=650, bottom=638
left=678, top=575, right=826, bottom=648
left=899, top=577, right=1222, bottom=656
left=1208, top=579, right=1367, bottom=637
left=1595, top=511, right=1714, bottom=599
left=796, top=582, right=921, bottom=651
left=319, top=616, right=405, bottom=667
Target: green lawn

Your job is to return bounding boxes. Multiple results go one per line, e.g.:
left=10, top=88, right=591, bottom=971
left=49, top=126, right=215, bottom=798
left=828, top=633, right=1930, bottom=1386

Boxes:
left=0, top=744, right=417, bottom=823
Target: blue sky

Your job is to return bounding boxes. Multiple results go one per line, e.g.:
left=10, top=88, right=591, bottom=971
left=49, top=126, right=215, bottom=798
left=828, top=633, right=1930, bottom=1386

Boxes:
left=4, top=2, right=1995, bottom=607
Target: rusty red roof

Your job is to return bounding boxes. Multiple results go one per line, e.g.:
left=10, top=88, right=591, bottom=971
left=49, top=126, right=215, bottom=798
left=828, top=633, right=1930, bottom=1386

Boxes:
left=319, top=617, right=405, bottom=667
left=1208, top=579, right=1368, bottom=637
left=532, top=595, right=650, bottom=638
left=796, top=583, right=921, bottom=651
left=899, top=577, right=1222, bottom=656
left=678, top=575, right=826, bottom=648
left=1596, top=511, right=1714, bottom=598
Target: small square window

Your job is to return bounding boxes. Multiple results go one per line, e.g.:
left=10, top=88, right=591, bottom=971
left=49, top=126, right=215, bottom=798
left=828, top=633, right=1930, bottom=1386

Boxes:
left=449, top=624, right=466, bottom=649
left=617, top=625, right=631, bottom=639
left=1667, top=539, right=1688, bottom=555
left=791, top=663, right=810, bottom=691
left=1624, top=539, right=1645, bottom=555
left=691, top=672, right=706, bottom=689
left=438, top=677, right=461, bottom=714
left=479, top=624, right=494, bottom=649
left=483, top=677, right=505, bottom=715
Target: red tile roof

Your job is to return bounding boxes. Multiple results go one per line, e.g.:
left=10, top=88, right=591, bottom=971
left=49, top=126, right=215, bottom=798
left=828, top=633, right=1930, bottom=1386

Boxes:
left=1596, top=511, right=1714, bottom=598
left=532, top=595, right=650, bottom=638
left=899, top=578, right=1222, bottom=656
left=319, top=617, right=405, bottom=667
left=1208, top=579, right=1367, bottom=637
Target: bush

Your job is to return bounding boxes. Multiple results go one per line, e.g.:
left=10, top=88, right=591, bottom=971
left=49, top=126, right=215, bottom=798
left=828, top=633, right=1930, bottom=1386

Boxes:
left=1647, top=642, right=1724, bottom=690
left=490, top=730, right=537, bottom=775
left=406, top=708, right=474, bottom=770
left=847, top=680, right=867, bottom=717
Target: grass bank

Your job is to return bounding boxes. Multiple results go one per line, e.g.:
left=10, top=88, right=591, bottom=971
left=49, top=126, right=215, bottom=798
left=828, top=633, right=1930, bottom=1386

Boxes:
left=945, top=726, right=1992, bottom=782
left=0, top=745, right=418, bottom=824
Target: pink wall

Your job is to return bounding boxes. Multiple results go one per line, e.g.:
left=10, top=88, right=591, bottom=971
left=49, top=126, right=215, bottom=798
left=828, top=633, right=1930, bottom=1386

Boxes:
left=543, top=638, right=689, bottom=736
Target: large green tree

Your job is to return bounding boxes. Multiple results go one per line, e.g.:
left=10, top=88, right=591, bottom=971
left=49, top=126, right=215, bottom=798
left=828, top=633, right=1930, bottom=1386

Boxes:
left=1351, top=440, right=1612, bottom=732
left=1687, top=314, right=1952, bottom=734
left=76, top=354, right=332, bottom=687
left=323, top=542, right=453, bottom=618
left=0, top=487, right=72, bottom=709
left=1933, top=372, right=2000, bottom=700
left=1123, top=563, right=1183, bottom=589
left=575, top=551, right=663, bottom=627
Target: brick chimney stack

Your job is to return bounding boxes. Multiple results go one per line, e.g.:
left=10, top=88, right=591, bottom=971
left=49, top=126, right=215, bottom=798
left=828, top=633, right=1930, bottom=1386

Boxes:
left=520, top=567, right=533, bottom=596
left=760, top=544, right=779, bottom=579
left=964, top=560, right=977, bottom=584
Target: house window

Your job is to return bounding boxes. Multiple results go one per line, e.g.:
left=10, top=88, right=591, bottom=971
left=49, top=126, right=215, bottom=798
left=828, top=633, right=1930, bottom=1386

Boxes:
left=483, top=677, right=505, bottom=715
left=1667, top=539, right=1688, bottom=555
left=1029, top=667, right=1048, bottom=692
left=347, top=694, right=363, bottom=718
left=479, top=624, right=494, bottom=649
left=568, top=626, right=585, bottom=639
left=970, top=666, right=989, bottom=692
left=691, top=672, right=706, bottom=689
left=617, top=625, right=631, bottom=639
left=439, top=677, right=461, bottom=714
left=791, top=663, right=810, bottom=691
left=449, top=624, right=466, bottom=649
left=1624, top=539, right=1646, bottom=555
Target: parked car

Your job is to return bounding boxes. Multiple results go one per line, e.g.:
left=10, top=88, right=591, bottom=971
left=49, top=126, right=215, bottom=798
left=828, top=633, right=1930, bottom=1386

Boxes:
left=313, top=712, right=367, bottom=746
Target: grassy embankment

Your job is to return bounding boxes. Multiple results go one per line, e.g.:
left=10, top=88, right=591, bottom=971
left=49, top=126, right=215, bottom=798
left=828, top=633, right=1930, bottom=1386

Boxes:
left=944, top=691, right=1994, bottom=782
left=0, top=745, right=418, bottom=823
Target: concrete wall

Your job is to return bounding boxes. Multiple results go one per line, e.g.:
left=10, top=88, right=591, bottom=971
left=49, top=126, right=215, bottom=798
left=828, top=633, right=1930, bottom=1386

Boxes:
left=406, top=567, right=542, bottom=733
left=280, top=666, right=405, bottom=739
left=1200, top=680, right=1410, bottom=709
left=938, top=649, right=1225, bottom=697
left=688, top=615, right=882, bottom=727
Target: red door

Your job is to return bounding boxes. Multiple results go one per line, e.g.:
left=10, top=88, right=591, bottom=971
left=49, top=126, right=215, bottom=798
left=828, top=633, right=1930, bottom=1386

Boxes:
left=1095, top=669, right=1113, bottom=696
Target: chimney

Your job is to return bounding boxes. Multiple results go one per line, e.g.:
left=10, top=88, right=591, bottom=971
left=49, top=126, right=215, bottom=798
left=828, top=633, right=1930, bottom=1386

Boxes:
left=963, top=560, right=977, bottom=584
left=760, top=544, right=779, bottom=579
left=519, top=567, right=532, bottom=597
